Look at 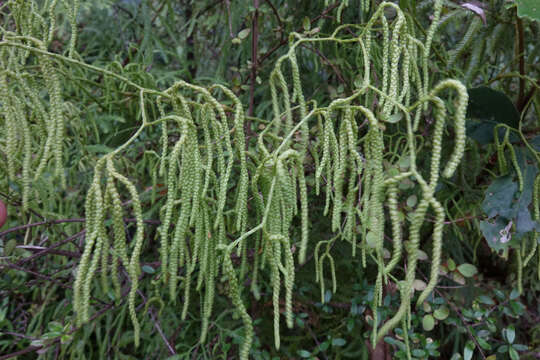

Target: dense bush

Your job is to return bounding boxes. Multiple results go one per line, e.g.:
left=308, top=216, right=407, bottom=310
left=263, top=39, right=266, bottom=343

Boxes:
left=0, top=0, right=539, bottom=359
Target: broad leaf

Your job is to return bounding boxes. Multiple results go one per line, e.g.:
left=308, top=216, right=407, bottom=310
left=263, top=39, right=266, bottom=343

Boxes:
left=516, top=0, right=540, bottom=22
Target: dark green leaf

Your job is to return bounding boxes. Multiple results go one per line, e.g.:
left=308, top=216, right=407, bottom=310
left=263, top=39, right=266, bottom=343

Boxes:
left=466, top=87, right=520, bottom=144
left=482, top=176, right=518, bottom=219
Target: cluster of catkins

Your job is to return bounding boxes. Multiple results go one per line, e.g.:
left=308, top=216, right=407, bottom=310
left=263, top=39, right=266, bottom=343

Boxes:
left=11, top=1, right=539, bottom=359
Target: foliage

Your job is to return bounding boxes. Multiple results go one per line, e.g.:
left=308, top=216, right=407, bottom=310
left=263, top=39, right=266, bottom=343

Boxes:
left=0, top=0, right=539, bottom=359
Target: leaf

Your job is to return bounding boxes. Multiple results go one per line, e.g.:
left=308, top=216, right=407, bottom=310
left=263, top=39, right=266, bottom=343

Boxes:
left=422, top=314, right=435, bottom=331
left=434, top=306, right=450, bottom=320
left=398, top=156, right=411, bottom=170
left=385, top=113, right=403, bottom=123
left=481, top=176, right=518, bottom=219
left=480, top=218, right=513, bottom=252
left=48, top=321, right=63, bottom=333
left=142, top=265, right=155, bottom=274
left=332, top=338, right=346, bottom=346
left=406, top=195, right=417, bottom=207
left=412, top=349, right=427, bottom=357
left=464, top=341, right=475, bottom=360
left=447, top=258, right=456, bottom=271
left=461, top=3, right=486, bottom=24
left=504, top=326, right=515, bottom=344
left=302, top=17, right=311, bottom=31
left=4, top=239, right=16, bottom=256
left=466, top=87, right=520, bottom=144
left=417, top=249, right=428, bottom=261
left=516, top=0, right=540, bottom=22
left=366, top=231, right=378, bottom=248
left=477, top=295, right=495, bottom=305
left=477, top=337, right=492, bottom=351
left=530, top=135, right=540, bottom=151
left=509, top=346, right=520, bottom=360
left=237, top=28, right=251, bottom=40
left=457, top=263, right=478, bottom=277
left=453, top=272, right=466, bottom=285
left=509, top=289, right=520, bottom=300
left=297, top=350, right=311, bottom=358
left=413, top=279, right=427, bottom=291
left=85, top=144, right=114, bottom=154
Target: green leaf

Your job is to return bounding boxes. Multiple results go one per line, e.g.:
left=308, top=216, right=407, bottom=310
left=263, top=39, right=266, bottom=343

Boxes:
left=477, top=295, right=495, bottom=305
left=457, top=263, right=478, bottom=278
left=332, top=338, right=346, bottom=346
left=237, top=28, right=251, bottom=40
left=142, top=265, right=155, bottom=274
left=385, top=113, right=403, bottom=123
left=434, top=306, right=450, bottom=320
left=480, top=218, right=513, bottom=252
left=48, top=321, right=63, bottom=333
left=422, top=314, right=435, bottom=331
left=319, top=340, right=330, bottom=351
left=4, top=239, right=16, bottom=256
left=412, top=349, right=427, bottom=357
left=85, top=144, right=114, bottom=154
left=516, top=0, right=540, bottom=21
left=509, top=289, right=520, bottom=300
left=482, top=176, right=518, bottom=219
left=466, top=87, right=520, bottom=144
left=406, top=195, right=417, bottom=207
left=297, top=350, right=311, bottom=358
left=477, top=337, right=492, bottom=351
left=413, top=279, right=427, bottom=291
left=509, top=346, right=519, bottom=360
left=303, top=17, right=311, bottom=31
left=366, top=231, right=378, bottom=248
left=464, top=341, right=475, bottom=360
left=447, top=258, right=456, bottom=271
left=504, top=326, right=515, bottom=344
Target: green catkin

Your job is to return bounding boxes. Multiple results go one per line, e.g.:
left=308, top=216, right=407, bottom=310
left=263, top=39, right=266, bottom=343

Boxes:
left=447, top=16, right=482, bottom=69
left=332, top=119, right=348, bottom=232
left=516, top=247, right=523, bottom=294
left=223, top=249, right=253, bottom=360
left=270, top=237, right=282, bottom=350
left=108, top=162, right=145, bottom=347
left=1, top=1, right=477, bottom=353
left=384, top=184, right=402, bottom=273
left=522, top=234, right=537, bottom=267
left=533, top=174, right=540, bottom=222
left=297, top=161, right=309, bottom=264
left=74, top=159, right=105, bottom=325
left=422, top=0, right=443, bottom=108
left=495, top=127, right=508, bottom=174
left=0, top=72, right=18, bottom=180
left=464, top=37, right=483, bottom=84
left=105, top=173, right=128, bottom=300
left=160, top=123, right=187, bottom=283
left=506, top=141, right=523, bottom=192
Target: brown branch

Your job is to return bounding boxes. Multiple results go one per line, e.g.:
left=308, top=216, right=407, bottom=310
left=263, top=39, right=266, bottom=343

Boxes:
left=248, top=0, right=260, bottom=121
left=300, top=43, right=348, bottom=89
left=0, top=217, right=161, bottom=238
left=257, top=1, right=341, bottom=67
left=16, top=230, right=86, bottom=266
left=515, top=14, right=525, bottom=112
